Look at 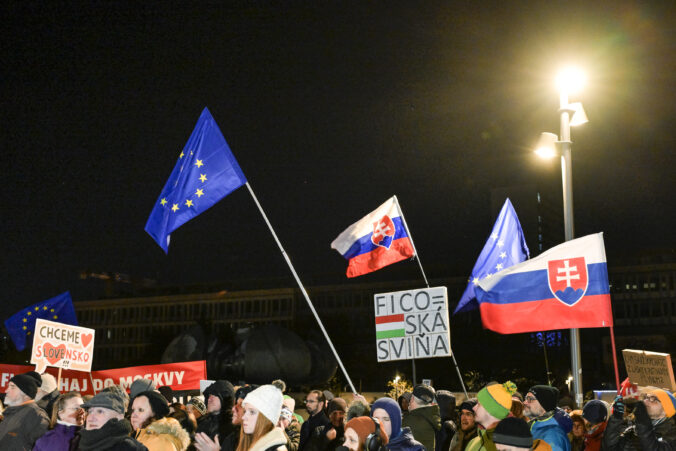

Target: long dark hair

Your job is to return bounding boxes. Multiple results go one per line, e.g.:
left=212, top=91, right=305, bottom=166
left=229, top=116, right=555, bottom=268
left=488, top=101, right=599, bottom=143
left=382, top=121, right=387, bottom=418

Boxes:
left=50, top=392, right=83, bottom=428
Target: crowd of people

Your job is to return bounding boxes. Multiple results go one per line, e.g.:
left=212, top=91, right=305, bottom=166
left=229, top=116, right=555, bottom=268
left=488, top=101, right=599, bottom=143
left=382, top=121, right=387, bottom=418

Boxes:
left=0, top=370, right=674, bottom=451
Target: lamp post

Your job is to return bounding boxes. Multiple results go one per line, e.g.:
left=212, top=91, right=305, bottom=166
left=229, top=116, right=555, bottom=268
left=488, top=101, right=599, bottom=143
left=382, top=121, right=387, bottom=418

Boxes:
left=536, top=67, right=588, bottom=407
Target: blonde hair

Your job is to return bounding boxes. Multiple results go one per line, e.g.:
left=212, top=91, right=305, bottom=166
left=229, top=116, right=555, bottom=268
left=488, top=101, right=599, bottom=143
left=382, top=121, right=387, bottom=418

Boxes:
left=50, top=392, right=83, bottom=428
left=235, top=412, right=274, bottom=451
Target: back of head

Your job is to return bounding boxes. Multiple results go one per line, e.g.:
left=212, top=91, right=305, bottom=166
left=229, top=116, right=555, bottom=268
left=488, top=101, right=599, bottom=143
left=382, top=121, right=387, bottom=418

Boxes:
left=582, top=399, right=608, bottom=425
left=130, top=378, right=156, bottom=399
left=345, top=416, right=389, bottom=451
left=348, top=399, right=371, bottom=421
left=40, top=373, right=58, bottom=394
left=412, top=384, right=436, bottom=407
left=493, top=417, right=533, bottom=450
left=435, top=390, right=456, bottom=420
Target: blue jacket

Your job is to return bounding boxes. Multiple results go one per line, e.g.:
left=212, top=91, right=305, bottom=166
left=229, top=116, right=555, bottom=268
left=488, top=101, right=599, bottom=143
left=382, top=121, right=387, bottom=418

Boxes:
left=387, top=427, right=425, bottom=451
left=530, top=414, right=571, bottom=451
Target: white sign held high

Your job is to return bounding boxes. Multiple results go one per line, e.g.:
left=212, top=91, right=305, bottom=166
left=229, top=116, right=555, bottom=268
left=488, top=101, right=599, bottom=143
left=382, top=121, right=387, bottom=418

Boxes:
left=374, top=286, right=451, bottom=362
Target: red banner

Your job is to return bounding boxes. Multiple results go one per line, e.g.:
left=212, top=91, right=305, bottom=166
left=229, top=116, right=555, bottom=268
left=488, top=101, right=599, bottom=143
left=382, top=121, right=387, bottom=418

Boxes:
left=0, top=360, right=206, bottom=395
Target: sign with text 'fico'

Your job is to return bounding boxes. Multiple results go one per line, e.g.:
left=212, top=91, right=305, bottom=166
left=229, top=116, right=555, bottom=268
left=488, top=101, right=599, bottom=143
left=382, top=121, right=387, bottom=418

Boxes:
left=374, top=286, right=451, bottom=362
left=31, top=318, right=95, bottom=373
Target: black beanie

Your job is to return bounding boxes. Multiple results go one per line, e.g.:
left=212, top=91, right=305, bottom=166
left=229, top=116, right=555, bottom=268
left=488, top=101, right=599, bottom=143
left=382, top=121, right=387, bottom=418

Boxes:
left=204, top=380, right=235, bottom=410
left=26, top=371, right=43, bottom=385
left=136, top=390, right=170, bottom=418
left=10, top=373, right=39, bottom=399
left=459, top=399, right=478, bottom=412
left=158, top=386, right=174, bottom=404
left=528, top=385, right=559, bottom=413
left=493, top=417, right=533, bottom=448
left=582, top=400, right=608, bottom=424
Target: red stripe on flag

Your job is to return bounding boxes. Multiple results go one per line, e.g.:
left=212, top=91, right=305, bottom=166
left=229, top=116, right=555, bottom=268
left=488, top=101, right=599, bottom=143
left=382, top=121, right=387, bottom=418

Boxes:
left=346, top=238, right=414, bottom=278
left=375, top=314, right=405, bottom=324
left=479, top=294, right=613, bottom=334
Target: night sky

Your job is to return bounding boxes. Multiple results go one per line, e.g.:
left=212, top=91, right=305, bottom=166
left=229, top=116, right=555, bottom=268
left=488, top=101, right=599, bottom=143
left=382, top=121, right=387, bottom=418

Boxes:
left=2, top=2, right=674, bottom=320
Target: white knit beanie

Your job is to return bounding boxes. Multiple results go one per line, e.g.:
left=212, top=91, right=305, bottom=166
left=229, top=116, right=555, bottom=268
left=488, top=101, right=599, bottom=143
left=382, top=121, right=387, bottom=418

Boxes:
left=243, top=385, right=283, bottom=425
left=40, top=373, right=58, bottom=393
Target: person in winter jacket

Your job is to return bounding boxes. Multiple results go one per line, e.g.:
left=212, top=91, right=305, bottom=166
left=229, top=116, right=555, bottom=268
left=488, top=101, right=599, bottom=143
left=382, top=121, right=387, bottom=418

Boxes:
left=402, top=384, right=441, bottom=451
left=435, top=390, right=457, bottom=451
left=343, top=416, right=389, bottom=451
left=299, top=390, right=330, bottom=451
left=581, top=399, right=608, bottom=451
left=35, top=372, right=61, bottom=419
left=236, top=384, right=287, bottom=451
left=466, top=381, right=515, bottom=451
left=450, top=399, right=478, bottom=451
left=278, top=406, right=301, bottom=451
left=523, top=385, right=571, bottom=451
left=602, top=389, right=676, bottom=450
left=131, top=390, right=190, bottom=450
left=33, top=391, right=84, bottom=451
left=77, top=390, right=148, bottom=450
left=567, top=411, right=585, bottom=451
left=196, top=380, right=236, bottom=444
left=306, top=397, right=347, bottom=451
left=0, top=372, right=50, bottom=450
left=371, top=397, right=424, bottom=451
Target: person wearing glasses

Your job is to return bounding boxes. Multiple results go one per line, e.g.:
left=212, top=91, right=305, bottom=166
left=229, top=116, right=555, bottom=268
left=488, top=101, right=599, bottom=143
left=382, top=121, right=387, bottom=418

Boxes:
left=33, top=392, right=84, bottom=451
left=299, top=390, right=329, bottom=451
left=602, top=388, right=676, bottom=450
left=523, top=385, right=571, bottom=451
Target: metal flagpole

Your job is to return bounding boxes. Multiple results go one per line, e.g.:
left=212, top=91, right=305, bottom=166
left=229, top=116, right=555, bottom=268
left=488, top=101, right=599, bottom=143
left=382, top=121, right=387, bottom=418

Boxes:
left=245, top=183, right=357, bottom=394
left=393, top=195, right=468, bottom=398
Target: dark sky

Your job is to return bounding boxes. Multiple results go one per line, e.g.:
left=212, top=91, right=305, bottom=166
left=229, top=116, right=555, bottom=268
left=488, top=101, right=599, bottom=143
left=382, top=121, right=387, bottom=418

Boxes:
left=2, top=1, right=674, bottom=319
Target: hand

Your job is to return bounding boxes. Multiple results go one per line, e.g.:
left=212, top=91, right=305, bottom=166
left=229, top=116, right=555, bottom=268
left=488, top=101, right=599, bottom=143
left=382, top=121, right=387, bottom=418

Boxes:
left=612, top=395, right=625, bottom=418
left=352, top=393, right=368, bottom=405
left=195, top=432, right=221, bottom=451
left=326, top=428, right=337, bottom=441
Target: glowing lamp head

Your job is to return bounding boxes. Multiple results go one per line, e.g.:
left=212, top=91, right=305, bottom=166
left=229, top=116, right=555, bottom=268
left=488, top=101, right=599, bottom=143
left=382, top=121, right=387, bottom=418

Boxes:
left=556, top=67, right=586, bottom=94
left=534, top=132, right=558, bottom=159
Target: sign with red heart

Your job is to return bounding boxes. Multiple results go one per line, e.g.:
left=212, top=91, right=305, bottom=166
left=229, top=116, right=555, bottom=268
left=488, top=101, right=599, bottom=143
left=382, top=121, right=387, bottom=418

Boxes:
left=31, top=318, right=95, bottom=373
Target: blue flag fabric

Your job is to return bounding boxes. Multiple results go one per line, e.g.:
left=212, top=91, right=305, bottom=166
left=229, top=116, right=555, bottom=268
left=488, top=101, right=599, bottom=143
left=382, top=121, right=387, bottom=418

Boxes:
left=4, top=291, right=78, bottom=351
left=453, top=198, right=529, bottom=314
left=145, top=108, right=247, bottom=253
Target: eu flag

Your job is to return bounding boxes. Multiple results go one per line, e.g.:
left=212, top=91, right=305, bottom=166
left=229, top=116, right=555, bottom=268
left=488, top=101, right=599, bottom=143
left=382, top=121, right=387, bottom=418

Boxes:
left=453, top=198, right=529, bottom=314
left=145, top=108, right=247, bottom=253
left=4, top=291, right=78, bottom=351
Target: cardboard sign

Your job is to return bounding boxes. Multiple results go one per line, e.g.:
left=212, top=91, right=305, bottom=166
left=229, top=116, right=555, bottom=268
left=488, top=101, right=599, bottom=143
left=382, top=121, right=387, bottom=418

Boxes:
left=0, top=360, right=207, bottom=395
left=374, top=286, right=451, bottom=362
left=30, top=318, right=95, bottom=373
left=622, top=349, right=676, bottom=391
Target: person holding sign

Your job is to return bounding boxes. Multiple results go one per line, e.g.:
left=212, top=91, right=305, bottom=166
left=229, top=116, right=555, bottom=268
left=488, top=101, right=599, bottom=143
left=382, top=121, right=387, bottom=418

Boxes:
left=0, top=371, right=50, bottom=450
left=603, top=389, right=676, bottom=450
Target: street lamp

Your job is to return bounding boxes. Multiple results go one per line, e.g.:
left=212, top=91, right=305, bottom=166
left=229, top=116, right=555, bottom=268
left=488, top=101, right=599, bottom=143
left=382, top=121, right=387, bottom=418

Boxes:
left=535, top=66, right=588, bottom=407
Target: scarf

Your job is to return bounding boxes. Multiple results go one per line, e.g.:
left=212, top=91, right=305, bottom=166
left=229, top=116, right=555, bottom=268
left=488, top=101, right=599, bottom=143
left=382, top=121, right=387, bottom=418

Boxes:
left=78, top=418, right=133, bottom=450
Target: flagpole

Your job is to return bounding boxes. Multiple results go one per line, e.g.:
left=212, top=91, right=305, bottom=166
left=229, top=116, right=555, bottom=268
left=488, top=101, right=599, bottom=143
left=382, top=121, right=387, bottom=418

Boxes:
left=393, top=195, right=468, bottom=398
left=609, top=326, right=621, bottom=393
left=392, top=195, right=429, bottom=287
left=245, top=183, right=357, bottom=394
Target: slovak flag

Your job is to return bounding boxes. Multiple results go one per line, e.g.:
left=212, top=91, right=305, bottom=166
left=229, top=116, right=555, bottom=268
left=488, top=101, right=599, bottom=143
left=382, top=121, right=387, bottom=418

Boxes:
left=476, top=233, right=613, bottom=334
left=331, top=196, right=415, bottom=278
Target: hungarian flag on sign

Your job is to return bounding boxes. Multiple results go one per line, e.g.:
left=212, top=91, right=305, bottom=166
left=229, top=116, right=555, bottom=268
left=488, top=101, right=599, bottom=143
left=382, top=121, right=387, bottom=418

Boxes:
left=375, top=314, right=405, bottom=339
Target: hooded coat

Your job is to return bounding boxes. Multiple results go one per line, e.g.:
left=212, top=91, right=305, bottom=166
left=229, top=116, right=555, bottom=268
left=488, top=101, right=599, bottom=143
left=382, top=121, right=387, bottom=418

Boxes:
left=136, top=417, right=191, bottom=451
left=197, top=380, right=235, bottom=442
left=602, top=401, right=676, bottom=450
left=371, top=397, right=424, bottom=451
left=435, top=391, right=457, bottom=451
left=401, top=404, right=441, bottom=451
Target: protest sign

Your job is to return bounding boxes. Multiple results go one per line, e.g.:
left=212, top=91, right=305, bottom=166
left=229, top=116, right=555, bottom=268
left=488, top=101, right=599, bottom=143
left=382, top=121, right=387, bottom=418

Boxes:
left=0, top=360, right=207, bottom=395
left=30, top=318, right=95, bottom=373
left=374, top=286, right=451, bottom=362
left=622, top=349, right=676, bottom=391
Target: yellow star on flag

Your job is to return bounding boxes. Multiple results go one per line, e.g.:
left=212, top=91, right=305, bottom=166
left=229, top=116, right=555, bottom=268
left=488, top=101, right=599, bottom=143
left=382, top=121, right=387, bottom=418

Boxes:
left=23, top=318, right=27, bottom=323
left=43, top=306, right=48, bottom=310
left=160, top=198, right=168, bottom=206
left=35, top=307, right=39, bottom=311
left=195, top=188, right=204, bottom=197
left=171, top=204, right=179, bottom=212
left=50, top=309, right=54, bottom=312
left=27, top=331, right=31, bottom=335
left=195, top=159, right=204, bottom=168
left=179, top=151, right=184, bottom=158
left=185, top=199, right=194, bottom=207
left=27, top=312, right=32, bottom=316
left=199, top=174, right=207, bottom=183
left=22, top=326, right=27, bottom=330
left=53, top=315, right=58, bottom=319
